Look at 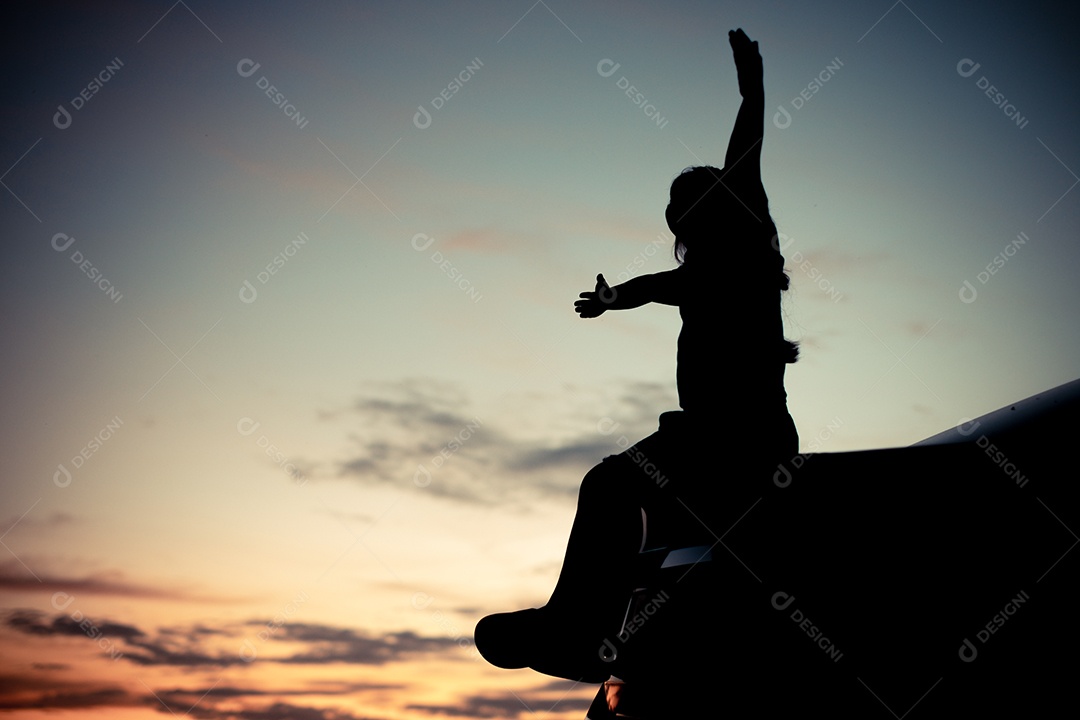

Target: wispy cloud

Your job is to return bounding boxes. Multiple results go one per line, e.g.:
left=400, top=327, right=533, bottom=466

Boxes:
left=327, top=378, right=675, bottom=504
left=407, top=688, right=594, bottom=718
left=262, top=624, right=460, bottom=666
left=180, top=700, right=388, bottom=720
left=7, top=609, right=144, bottom=640
left=0, top=563, right=242, bottom=603
left=5, top=610, right=466, bottom=669
left=0, top=672, right=393, bottom=719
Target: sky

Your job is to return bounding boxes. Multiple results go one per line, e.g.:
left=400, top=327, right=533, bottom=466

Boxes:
left=1, top=1, right=1078, bottom=718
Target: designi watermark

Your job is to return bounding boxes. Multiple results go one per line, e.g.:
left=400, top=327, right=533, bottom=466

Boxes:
left=773, top=58, right=843, bottom=130
left=414, top=58, right=483, bottom=130
left=959, top=231, right=1029, bottom=303
left=53, top=58, right=124, bottom=130
left=237, top=59, right=310, bottom=130
left=958, top=589, right=1030, bottom=662
left=50, top=233, right=122, bottom=304
left=957, top=58, right=1029, bottom=130
left=597, top=59, right=669, bottom=129
left=410, top=233, right=482, bottom=303
left=51, top=591, right=125, bottom=660
left=414, top=417, right=483, bottom=487
left=54, top=416, right=123, bottom=487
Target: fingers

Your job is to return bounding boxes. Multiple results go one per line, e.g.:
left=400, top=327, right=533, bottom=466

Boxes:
left=574, top=298, right=601, bottom=317
left=576, top=275, right=608, bottom=318
left=729, top=28, right=757, bottom=52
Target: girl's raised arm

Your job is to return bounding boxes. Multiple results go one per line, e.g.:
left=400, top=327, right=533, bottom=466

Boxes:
left=723, top=29, right=764, bottom=187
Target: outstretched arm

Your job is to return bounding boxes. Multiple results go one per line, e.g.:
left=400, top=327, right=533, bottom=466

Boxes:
left=723, top=29, right=764, bottom=185
left=575, top=270, right=683, bottom=318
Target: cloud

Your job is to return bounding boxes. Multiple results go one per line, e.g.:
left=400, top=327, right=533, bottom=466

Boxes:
left=267, top=625, right=460, bottom=665
left=6, top=609, right=144, bottom=641
left=0, top=511, right=76, bottom=531
left=0, top=563, right=241, bottom=603
left=328, top=378, right=675, bottom=504
left=785, top=247, right=888, bottom=273
left=30, top=662, right=70, bottom=671
left=154, top=681, right=401, bottom=700
left=0, top=672, right=393, bottom=719
left=184, top=701, right=388, bottom=720
left=442, top=227, right=503, bottom=252
left=0, top=673, right=140, bottom=711
left=407, top=689, right=594, bottom=718
left=4, top=610, right=466, bottom=669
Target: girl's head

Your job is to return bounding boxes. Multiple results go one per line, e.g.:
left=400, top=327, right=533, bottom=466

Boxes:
left=666, top=165, right=789, bottom=291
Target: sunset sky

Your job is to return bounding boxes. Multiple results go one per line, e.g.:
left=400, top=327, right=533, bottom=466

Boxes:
left=2, top=1, right=1078, bottom=718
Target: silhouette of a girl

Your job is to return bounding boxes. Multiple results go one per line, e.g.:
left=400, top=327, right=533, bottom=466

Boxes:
left=476, top=28, right=798, bottom=685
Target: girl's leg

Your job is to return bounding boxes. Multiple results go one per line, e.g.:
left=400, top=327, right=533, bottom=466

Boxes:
left=474, top=455, right=645, bottom=682
left=545, top=455, right=641, bottom=613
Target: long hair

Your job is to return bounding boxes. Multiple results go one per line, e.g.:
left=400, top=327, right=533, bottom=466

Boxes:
left=666, top=165, right=798, bottom=362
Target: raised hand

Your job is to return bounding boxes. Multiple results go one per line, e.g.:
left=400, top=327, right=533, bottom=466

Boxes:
left=575, top=273, right=616, bottom=318
left=729, top=28, right=762, bottom=99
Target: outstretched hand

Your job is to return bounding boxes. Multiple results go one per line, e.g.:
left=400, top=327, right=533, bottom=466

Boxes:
left=729, top=28, right=762, bottom=98
left=575, top=273, right=616, bottom=318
